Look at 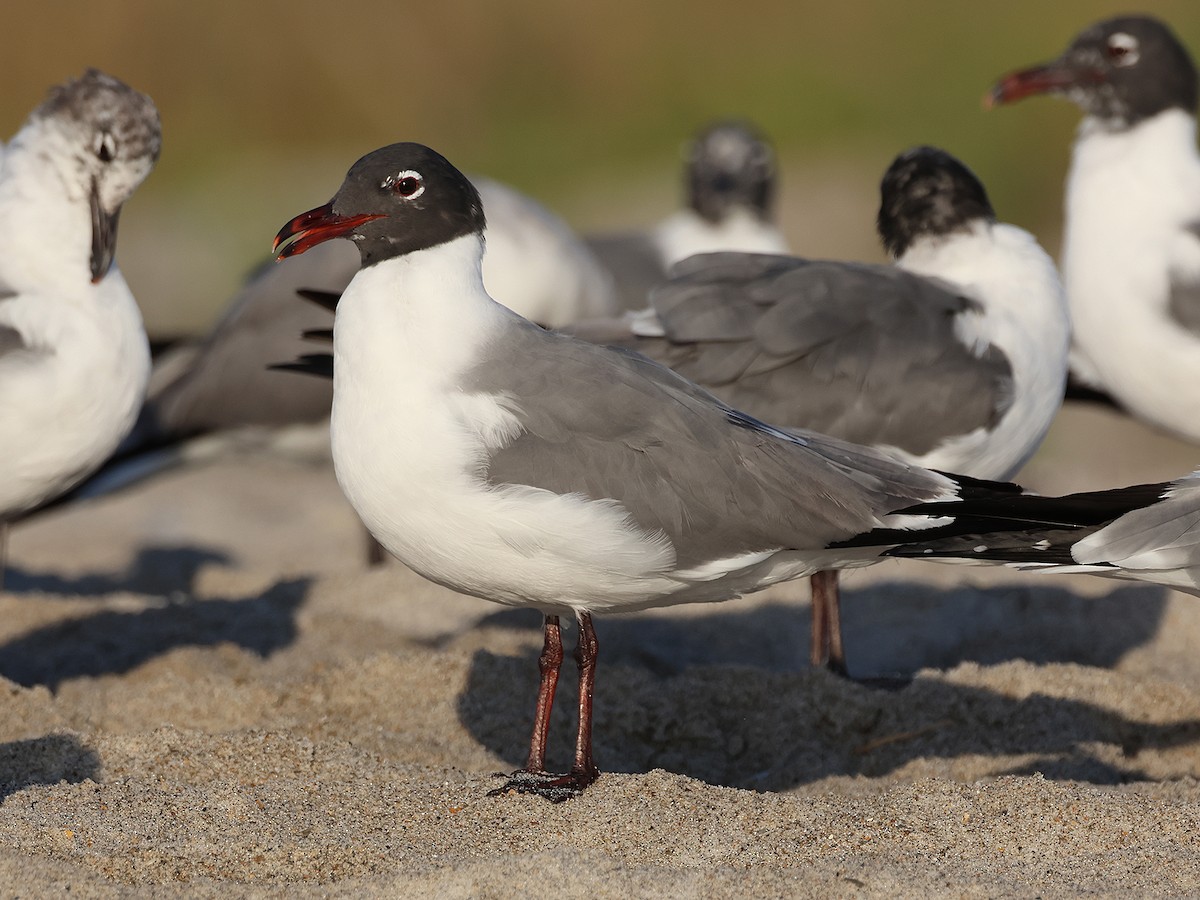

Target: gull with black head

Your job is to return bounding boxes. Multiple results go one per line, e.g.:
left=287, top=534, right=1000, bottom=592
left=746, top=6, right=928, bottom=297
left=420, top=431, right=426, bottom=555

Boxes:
left=273, top=142, right=1161, bottom=801
left=988, top=15, right=1200, bottom=443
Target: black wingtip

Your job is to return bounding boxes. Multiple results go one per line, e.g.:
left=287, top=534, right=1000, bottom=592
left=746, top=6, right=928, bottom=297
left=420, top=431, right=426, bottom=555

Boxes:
left=268, top=353, right=334, bottom=380
left=296, top=288, right=341, bottom=313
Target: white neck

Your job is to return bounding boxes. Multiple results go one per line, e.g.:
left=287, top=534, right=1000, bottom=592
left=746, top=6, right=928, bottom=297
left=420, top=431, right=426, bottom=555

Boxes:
left=332, top=233, right=511, bottom=397
left=0, top=117, right=93, bottom=295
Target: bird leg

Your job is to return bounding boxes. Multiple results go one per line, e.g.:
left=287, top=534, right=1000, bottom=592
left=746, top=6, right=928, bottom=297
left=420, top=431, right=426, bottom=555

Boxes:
left=525, top=615, right=564, bottom=773
left=570, top=612, right=600, bottom=786
left=490, top=612, right=600, bottom=802
left=809, top=570, right=848, bottom=677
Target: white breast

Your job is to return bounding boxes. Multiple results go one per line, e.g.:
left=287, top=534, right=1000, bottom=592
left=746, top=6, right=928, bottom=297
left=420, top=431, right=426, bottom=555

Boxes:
left=893, top=221, right=1070, bottom=480
left=1062, top=110, right=1200, bottom=442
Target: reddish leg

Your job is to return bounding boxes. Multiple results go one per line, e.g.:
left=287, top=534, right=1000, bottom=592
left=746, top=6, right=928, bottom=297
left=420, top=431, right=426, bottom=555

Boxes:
left=491, top=612, right=601, bottom=802
left=524, top=615, right=563, bottom=773
left=570, top=612, right=600, bottom=784
left=810, top=569, right=849, bottom=677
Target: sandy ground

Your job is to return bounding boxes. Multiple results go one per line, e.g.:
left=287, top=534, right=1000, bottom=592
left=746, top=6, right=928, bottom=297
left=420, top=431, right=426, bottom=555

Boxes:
left=3, top=403, right=1200, bottom=897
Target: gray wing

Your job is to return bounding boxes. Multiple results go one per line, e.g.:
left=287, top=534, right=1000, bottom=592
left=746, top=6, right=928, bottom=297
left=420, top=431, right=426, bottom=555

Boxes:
left=584, top=232, right=667, bottom=313
left=628, top=252, right=1014, bottom=456
left=1166, top=224, right=1200, bottom=335
left=136, top=240, right=357, bottom=444
left=467, top=322, right=956, bottom=569
left=1073, top=474, right=1200, bottom=570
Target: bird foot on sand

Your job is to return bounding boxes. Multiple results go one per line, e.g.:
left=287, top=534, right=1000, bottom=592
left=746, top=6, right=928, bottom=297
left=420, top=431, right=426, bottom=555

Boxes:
left=488, top=768, right=599, bottom=803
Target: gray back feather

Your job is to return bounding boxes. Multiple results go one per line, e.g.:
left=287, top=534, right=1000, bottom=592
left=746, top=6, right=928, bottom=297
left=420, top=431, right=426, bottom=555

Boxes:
left=467, top=320, right=955, bottom=569
left=584, top=232, right=668, bottom=312
left=630, top=253, right=1013, bottom=455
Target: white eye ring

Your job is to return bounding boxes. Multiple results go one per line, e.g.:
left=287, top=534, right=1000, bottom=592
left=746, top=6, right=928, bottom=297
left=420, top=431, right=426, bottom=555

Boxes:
left=1107, top=32, right=1140, bottom=67
left=382, top=169, right=425, bottom=199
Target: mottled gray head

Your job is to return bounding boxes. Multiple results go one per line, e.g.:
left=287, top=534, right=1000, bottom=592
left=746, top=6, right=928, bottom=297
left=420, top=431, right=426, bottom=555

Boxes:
left=988, top=15, right=1198, bottom=128
left=31, top=69, right=162, bottom=281
left=275, top=142, right=486, bottom=268
left=876, top=147, right=995, bottom=259
left=684, top=120, right=777, bottom=223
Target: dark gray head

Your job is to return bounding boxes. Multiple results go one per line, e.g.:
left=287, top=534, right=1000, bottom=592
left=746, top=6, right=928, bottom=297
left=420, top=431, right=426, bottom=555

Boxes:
left=29, top=69, right=161, bottom=282
left=876, top=147, right=996, bottom=258
left=684, top=120, right=777, bottom=223
left=988, top=15, right=1198, bottom=128
left=274, top=142, right=485, bottom=268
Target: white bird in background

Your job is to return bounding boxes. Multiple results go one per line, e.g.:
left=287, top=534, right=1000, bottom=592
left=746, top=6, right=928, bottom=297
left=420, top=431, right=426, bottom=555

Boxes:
left=989, top=15, right=1200, bottom=444
left=273, top=141, right=1178, bottom=801
left=0, top=69, right=161, bottom=583
left=586, top=120, right=790, bottom=311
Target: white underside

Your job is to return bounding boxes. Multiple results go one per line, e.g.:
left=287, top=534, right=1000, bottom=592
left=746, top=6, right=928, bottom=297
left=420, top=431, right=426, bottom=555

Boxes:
left=0, top=269, right=149, bottom=518
left=1061, top=110, right=1200, bottom=443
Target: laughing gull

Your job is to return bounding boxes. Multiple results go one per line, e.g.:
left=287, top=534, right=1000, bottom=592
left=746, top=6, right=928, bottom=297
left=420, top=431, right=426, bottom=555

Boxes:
left=271, top=141, right=1159, bottom=801
left=0, top=70, right=161, bottom=582
left=988, top=15, right=1200, bottom=443
left=122, top=176, right=615, bottom=450
left=574, top=146, right=1069, bottom=675
left=586, top=120, right=789, bottom=311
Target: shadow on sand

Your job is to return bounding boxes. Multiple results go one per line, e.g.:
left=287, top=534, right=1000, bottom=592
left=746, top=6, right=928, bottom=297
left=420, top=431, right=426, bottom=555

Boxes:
left=456, top=580, right=1196, bottom=791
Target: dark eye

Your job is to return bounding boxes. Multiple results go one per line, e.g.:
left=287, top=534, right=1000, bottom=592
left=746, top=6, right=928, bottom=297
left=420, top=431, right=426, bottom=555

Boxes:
left=1106, top=34, right=1139, bottom=66
left=391, top=171, right=425, bottom=199
left=94, top=132, right=116, bottom=162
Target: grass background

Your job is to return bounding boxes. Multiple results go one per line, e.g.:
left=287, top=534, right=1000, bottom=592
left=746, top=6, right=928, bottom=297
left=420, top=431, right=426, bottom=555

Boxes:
left=3, top=1, right=1197, bottom=334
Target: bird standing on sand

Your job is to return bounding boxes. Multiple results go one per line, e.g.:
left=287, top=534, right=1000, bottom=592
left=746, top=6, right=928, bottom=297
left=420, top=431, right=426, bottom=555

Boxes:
left=0, top=70, right=161, bottom=582
left=580, top=147, right=1068, bottom=675
left=988, top=15, right=1200, bottom=443
left=273, top=142, right=1172, bottom=801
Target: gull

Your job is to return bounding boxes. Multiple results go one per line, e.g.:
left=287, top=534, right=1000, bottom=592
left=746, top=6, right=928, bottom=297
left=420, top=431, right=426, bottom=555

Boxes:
left=574, top=146, right=1068, bottom=675
left=272, top=141, right=1155, bottom=801
left=0, top=69, right=161, bottom=582
left=586, top=120, right=789, bottom=311
left=988, top=15, right=1200, bottom=443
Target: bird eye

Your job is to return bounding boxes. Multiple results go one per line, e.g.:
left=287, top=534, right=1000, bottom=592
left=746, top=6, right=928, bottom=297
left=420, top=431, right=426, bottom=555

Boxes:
left=385, top=169, right=425, bottom=200
left=1106, top=33, right=1140, bottom=66
left=94, top=132, right=117, bottom=162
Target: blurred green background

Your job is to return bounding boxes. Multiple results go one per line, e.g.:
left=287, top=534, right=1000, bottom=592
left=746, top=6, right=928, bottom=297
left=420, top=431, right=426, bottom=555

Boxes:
left=3, top=1, right=1196, bottom=336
